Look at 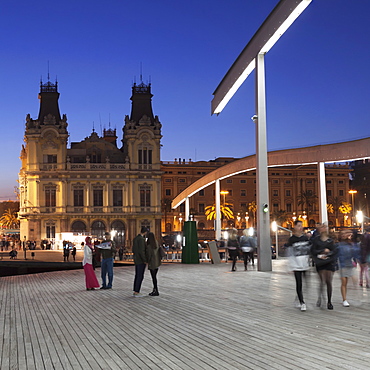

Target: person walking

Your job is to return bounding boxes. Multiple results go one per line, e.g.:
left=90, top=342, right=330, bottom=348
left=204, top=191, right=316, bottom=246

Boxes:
left=226, top=228, right=240, bottom=272
left=71, top=245, right=77, bottom=262
left=286, top=220, right=312, bottom=311
left=358, top=230, right=370, bottom=288
left=83, top=237, right=100, bottom=291
left=146, top=232, right=161, bottom=296
left=239, top=229, right=256, bottom=270
left=337, top=230, right=360, bottom=307
left=132, top=227, right=148, bottom=297
left=311, top=223, right=338, bottom=310
left=98, top=232, right=115, bottom=290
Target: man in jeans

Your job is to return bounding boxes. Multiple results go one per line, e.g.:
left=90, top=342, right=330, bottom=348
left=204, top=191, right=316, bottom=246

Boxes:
left=98, top=232, right=115, bottom=289
left=132, top=227, right=148, bottom=297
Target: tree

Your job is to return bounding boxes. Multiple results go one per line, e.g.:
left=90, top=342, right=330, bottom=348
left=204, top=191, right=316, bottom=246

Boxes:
left=339, top=202, right=352, bottom=226
left=205, top=203, right=234, bottom=223
left=330, top=196, right=343, bottom=227
left=0, top=208, right=19, bottom=229
left=297, top=190, right=317, bottom=222
left=271, top=209, right=289, bottom=226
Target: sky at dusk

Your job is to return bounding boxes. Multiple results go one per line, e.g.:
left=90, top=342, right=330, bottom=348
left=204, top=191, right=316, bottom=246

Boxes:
left=1, top=0, right=370, bottom=200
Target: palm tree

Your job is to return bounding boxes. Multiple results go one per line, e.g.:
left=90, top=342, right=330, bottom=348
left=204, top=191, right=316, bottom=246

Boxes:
left=205, top=203, right=234, bottom=226
left=271, top=209, right=289, bottom=226
left=297, top=190, right=317, bottom=222
left=330, top=196, right=343, bottom=227
left=339, top=202, right=352, bottom=226
left=248, top=201, right=257, bottom=227
left=0, top=209, right=19, bottom=229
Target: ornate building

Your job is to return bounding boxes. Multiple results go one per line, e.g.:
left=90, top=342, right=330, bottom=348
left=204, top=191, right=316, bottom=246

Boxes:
left=18, top=79, right=162, bottom=247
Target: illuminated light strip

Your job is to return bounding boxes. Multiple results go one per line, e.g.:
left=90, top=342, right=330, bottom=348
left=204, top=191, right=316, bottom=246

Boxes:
left=260, top=0, right=312, bottom=54
left=211, top=0, right=312, bottom=115
left=213, top=60, right=255, bottom=114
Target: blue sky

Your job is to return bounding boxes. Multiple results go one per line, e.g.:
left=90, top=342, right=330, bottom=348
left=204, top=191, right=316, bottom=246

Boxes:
left=1, top=0, right=370, bottom=200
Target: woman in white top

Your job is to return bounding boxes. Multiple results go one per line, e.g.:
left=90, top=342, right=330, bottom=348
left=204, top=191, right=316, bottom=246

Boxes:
left=83, top=237, right=100, bottom=290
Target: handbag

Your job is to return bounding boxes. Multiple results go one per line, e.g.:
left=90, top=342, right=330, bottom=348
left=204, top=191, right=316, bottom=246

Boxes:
left=159, top=245, right=166, bottom=259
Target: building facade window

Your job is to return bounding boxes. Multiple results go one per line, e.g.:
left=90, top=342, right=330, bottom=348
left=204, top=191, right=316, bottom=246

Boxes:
left=286, top=203, right=292, bottom=212
left=165, top=189, right=171, bottom=196
left=45, top=186, right=56, bottom=207
left=43, top=154, right=57, bottom=163
left=339, top=189, right=344, bottom=196
left=46, top=225, right=55, bottom=239
left=113, top=189, right=123, bottom=206
left=140, top=184, right=151, bottom=207
left=71, top=220, right=86, bottom=233
left=199, top=189, right=205, bottom=196
left=198, top=203, right=205, bottom=213
left=91, top=220, right=106, bottom=239
left=93, top=189, right=103, bottom=206
left=73, top=189, right=84, bottom=207
left=138, top=147, right=152, bottom=164
left=286, top=190, right=291, bottom=197
left=273, top=190, right=279, bottom=197
left=241, top=190, right=246, bottom=197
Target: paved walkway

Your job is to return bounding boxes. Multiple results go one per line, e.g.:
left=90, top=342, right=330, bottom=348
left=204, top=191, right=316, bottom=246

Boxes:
left=1, top=259, right=370, bottom=369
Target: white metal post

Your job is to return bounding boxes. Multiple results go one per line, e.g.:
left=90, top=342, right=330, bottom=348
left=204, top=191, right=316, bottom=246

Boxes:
left=255, top=53, right=272, bottom=272
left=215, top=179, right=221, bottom=240
left=185, top=197, right=190, bottom=221
left=318, top=162, right=328, bottom=225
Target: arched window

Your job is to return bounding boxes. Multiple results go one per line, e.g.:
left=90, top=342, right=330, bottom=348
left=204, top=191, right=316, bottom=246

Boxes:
left=91, top=220, right=106, bottom=239
left=71, top=220, right=86, bottom=233
left=198, top=222, right=205, bottom=230
left=111, top=220, right=126, bottom=247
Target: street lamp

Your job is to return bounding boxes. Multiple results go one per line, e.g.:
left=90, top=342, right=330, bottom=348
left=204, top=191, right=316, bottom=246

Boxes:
left=349, top=190, right=358, bottom=225
left=211, top=0, right=312, bottom=272
left=356, top=210, right=364, bottom=234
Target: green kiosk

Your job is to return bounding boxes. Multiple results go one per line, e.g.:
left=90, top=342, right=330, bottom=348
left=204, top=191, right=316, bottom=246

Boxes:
left=181, top=221, right=199, bottom=264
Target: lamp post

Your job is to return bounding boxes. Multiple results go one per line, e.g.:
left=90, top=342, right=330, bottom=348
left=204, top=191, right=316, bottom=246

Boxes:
left=349, top=190, right=357, bottom=226
left=220, top=190, right=229, bottom=229
left=211, top=0, right=312, bottom=272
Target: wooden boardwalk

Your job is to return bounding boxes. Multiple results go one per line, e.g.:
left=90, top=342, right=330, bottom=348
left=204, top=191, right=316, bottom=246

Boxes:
left=1, top=259, right=370, bottom=369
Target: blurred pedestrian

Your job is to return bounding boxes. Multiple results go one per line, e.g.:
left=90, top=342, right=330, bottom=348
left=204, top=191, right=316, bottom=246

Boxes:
left=359, top=230, right=370, bottom=288
left=71, top=245, right=77, bottom=261
left=83, top=237, right=100, bottom=291
left=286, top=220, right=312, bottom=311
left=239, top=229, right=256, bottom=270
left=337, top=230, right=360, bottom=307
left=311, top=223, right=338, bottom=310
left=132, top=227, right=148, bottom=297
left=63, top=241, right=70, bottom=262
left=226, top=228, right=240, bottom=272
left=146, top=232, right=161, bottom=296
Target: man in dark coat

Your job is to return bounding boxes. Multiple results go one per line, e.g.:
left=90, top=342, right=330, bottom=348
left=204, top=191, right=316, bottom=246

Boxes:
left=132, top=227, right=148, bottom=297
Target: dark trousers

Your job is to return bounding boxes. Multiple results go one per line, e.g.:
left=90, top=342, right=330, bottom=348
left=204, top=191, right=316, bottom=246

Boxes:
left=294, top=270, right=306, bottom=304
left=150, top=268, right=159, bottom=290
left=133, top=263, right=146, bottom=293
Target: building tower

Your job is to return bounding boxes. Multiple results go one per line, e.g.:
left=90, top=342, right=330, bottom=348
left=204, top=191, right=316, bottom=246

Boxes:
left=19, top=79, right=69, bottom=241
left=122, top=80, right=162, bottom=238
